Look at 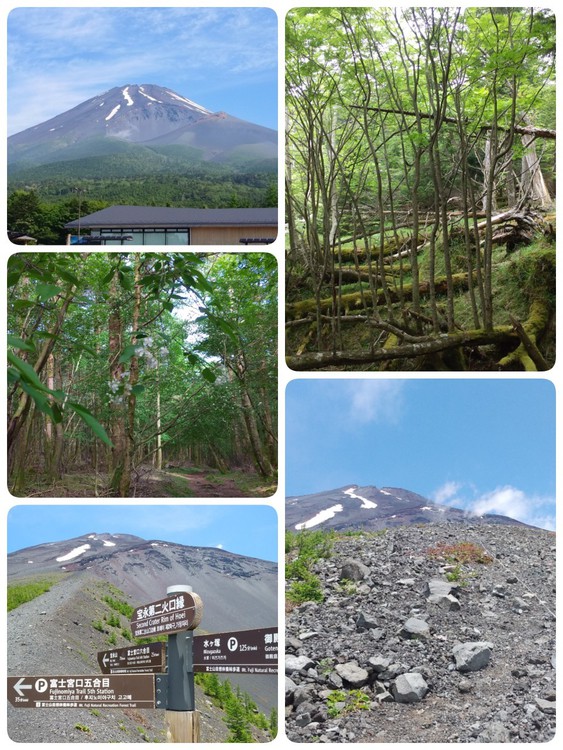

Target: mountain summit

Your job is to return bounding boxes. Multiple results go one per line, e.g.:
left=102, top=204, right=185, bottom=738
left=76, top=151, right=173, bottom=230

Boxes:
left=8, top=83, right=277, bottom=166
left=286, top=484, right=530, bottom=531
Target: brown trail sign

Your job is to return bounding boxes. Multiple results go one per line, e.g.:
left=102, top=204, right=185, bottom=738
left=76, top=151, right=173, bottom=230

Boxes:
left=130, top=591, right=203, bottom=638
left=7, top=673, right=163, bottom=709
left=193, top=626, right=278, bottom=674
left=98, top=642, right=166, bottom=674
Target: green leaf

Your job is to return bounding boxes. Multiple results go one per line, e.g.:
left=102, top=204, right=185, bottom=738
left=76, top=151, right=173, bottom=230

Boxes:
left=202, top=368, right=217, bottom=383
left=118, top=344, right=139, bottom=363
left=57, top=269, right=80, bottom=286
left=131, top=384, right=145, bottom=395
left=67, top=402, right=113, bottom=447
left=19, top=382, right=58, bottom=422
left=36, top=283, right=63, bottom=301
left=8, top=335, right=35, bottom=352
left=7, top=351, right=45, bottom=390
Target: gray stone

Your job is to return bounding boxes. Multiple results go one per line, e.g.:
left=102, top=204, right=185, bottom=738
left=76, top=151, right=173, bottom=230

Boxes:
left=368, top=655, right=390, bottom=673
left=428, top=592, right=461, bottom=610
left=335, top=662, right=369, bottom=687
left=376, top=690, right=394, bottom=703
left=392, top=673, right=429, bottom=703
left=477, top=722, right=511, bottom=742
left=535, top=698, right=556, bottom=715
left=400, top=617, right=430, bottom=639
left=425, top=578, right=459, bottom=597
left=369, top=628, right=385, bottom=641
left=293, top=685, right=316, bottom=707
left=285, top=676, right=297, bottom=705
left=339, top=559, right=370, bottom=582
left=356, top=612, right=378, bottom=631
left=285, top=654, right=315, bottom=674
left=452, top=642, right=494, bottom=672
left=458, top=678, right=473, bottom=693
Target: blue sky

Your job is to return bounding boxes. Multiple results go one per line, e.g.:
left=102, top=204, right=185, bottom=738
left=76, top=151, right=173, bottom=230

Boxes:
left=7, top=6, right=278, bottom=135
left=7, top=504, right=278, bottom=561
left=286, top=378, right=556, bottom=530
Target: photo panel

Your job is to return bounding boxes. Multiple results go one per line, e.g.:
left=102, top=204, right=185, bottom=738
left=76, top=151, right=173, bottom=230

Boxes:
left=7, top=250, right=278, bottom=499
left=7, top=503, right=279, bottom=742
left=285, top=6, right=555, bottom=373
left=7, top=6, right=278, bottom=247
left=285, top=377, right=555, bottom=742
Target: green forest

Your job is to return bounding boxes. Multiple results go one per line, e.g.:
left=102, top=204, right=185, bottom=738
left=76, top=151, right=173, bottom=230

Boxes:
left=7, top=252, right=277, bottom=498
left=285, top=7, right=556, bottom=371
left=8, top=161, right=277, bottom=245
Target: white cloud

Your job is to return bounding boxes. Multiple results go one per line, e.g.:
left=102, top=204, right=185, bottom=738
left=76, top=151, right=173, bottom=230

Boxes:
left=432, top=481, right=555, bottom=530
left=344, top=380, right=405, bottom=424
left=432, top=481, right=463, bottom=504
left=470, top=485, right=555, bottom=530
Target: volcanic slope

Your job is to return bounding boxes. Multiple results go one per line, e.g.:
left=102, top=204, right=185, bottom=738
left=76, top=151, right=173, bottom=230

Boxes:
left=8, top=533, right=277, bottom=742
left=8, top=83, right=277, bottom=168
left=285, top=522, right=555, bottom=743
left=286, top=484, right=530, bottom=532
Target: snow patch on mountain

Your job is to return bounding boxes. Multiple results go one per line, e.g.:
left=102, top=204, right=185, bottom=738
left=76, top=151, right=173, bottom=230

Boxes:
left=122, top=87, right=134, bottom=106
left=105, top=104, right=120, bottom=121
left=295, top=505, right=344, bottom=530
left=56, top=544, right=91, bottom=562
left=343, top=487, right=377, bottom=509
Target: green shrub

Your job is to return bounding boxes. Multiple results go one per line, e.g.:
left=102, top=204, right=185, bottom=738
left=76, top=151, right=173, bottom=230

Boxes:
left=7, top=578, right=56, bottom=611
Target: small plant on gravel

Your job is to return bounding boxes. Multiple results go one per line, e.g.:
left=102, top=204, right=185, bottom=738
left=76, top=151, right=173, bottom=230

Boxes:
left=286, top=529, right=335, bottom=605
left=326, top=689, right=370, bottom=718
left=287, top=574, right=324, bottom=604
left=337, top=578, right=357, bottom=595
left=444, top=564, right=470, bottom=587
left=317, top=658, right=334, bottom=677
left=92, top=619, right=106, bottom=633
left=426, top=541, right=493, bottom=565
left=75, top=724, right=90, bottom=733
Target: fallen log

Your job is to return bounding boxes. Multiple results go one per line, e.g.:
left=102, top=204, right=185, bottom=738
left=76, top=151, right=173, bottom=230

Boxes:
left=286, top=327, right=518, bottom=370
left=286, top=272, right=473, bottom=319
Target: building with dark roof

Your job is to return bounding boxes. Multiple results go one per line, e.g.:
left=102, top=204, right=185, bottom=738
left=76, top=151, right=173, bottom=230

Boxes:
left=64, top=205, right=278, bottom=246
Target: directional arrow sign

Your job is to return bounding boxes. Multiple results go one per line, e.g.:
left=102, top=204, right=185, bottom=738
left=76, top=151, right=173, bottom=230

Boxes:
left=193, top=626, right=278, bottom=674
left=7, top=674, right=158, bottom=709
left=97, top=643, right=166, bottom=674
left=131, top=591, right=203, bottom=638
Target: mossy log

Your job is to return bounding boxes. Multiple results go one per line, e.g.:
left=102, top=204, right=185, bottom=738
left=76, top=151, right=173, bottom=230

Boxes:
left=286, top=327, right=518, bottom=370
left=497, top=299, right=552, bottom=371
left=286, top=273, right=472, bottom=320
left=335, top=236, right=423, bottom=264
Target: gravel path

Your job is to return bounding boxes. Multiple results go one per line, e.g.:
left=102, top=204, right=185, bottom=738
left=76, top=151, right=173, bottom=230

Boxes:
left=7, top=572, right=231, bottom=742
left=285, top=522, right=556, bottom=743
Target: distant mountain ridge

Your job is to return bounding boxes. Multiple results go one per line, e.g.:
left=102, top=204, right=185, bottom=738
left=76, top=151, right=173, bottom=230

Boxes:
left=8, top=83, right=277, bottom=169
left=286, top=484, right=531, bottom=531
left=8, top=532, right=277, bottom=634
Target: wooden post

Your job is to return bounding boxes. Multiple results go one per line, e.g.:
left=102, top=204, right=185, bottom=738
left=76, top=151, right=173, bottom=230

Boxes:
left=166, top=710, right=201, bottom=743
left=165, top=585, right=200, bottom=743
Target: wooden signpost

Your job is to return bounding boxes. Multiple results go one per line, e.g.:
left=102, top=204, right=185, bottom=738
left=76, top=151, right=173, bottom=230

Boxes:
left=193, top=626, right=278, bottom=674
left=7, top=673, right=161, bottom=709
left=98, top=642, right=166, bottom=674
left=7, top=583, right=277, bottom=744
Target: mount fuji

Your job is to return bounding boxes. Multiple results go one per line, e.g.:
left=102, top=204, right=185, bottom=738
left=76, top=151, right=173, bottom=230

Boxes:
left=286, top=484, right=530, bottom=531
left=8, top=83, right=277, bottom=168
